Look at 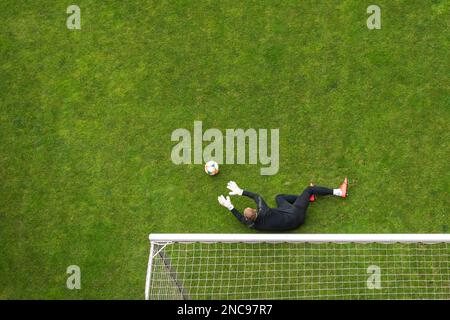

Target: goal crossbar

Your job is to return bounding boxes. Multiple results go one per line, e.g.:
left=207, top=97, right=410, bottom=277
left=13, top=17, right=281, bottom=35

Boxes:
left=149, top=233, right=450, bottom=244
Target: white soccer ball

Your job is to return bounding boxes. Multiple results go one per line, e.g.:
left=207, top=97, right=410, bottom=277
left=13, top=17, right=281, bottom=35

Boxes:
left=204, top=160, right=219, bottom=176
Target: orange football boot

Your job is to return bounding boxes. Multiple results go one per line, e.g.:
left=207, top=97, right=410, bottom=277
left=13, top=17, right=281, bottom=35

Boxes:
left=339, top=177, right=348, bottom=198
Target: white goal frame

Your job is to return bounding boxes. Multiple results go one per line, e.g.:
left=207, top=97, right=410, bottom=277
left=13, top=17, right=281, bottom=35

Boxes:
left=145, top=233, right=450, bottom=300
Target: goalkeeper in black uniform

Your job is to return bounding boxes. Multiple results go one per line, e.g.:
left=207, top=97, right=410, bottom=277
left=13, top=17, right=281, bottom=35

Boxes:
left=217, top=179, right=348, bottom=231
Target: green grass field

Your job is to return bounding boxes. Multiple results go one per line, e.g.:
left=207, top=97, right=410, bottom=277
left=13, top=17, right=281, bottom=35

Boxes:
left=0, top=0, right=449, bottom=299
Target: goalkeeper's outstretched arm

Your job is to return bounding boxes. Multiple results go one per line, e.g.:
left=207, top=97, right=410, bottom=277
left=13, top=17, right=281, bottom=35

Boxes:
left=241, top=190, right=267, bottom=210
left=230, top=208, right=254, bottom=227
left=220, top=181, right=267, bottom=225
left=217, top=195, right=254, bottom=227
left=227, top=181, right=268, bottom=210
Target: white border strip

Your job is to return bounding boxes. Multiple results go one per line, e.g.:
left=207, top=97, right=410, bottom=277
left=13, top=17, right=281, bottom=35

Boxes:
left=149, top=233, right=450, bottom=244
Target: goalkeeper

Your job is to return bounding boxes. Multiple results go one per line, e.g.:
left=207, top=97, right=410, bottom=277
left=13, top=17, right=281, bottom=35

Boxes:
left=218, top=179, right=348, bottom=231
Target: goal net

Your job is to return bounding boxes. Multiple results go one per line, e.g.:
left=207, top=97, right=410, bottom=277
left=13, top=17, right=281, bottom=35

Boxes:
left=145, top=234, right=450, bottom=300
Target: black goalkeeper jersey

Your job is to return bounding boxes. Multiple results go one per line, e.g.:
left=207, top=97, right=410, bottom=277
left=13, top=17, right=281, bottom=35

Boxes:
left=230, top=190, right=305, bottom=231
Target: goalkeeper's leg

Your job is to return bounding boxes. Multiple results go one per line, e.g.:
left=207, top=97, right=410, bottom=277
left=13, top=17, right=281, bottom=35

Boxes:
left=275, top=194, right=298, bottom=207
left=293, top=178, right=348, bottom=208
left=293, top=186, right=333, bottom=209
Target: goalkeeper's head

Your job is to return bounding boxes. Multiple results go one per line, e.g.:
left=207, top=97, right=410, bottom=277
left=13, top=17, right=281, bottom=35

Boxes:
left=244, top=208, right=257, bottom=221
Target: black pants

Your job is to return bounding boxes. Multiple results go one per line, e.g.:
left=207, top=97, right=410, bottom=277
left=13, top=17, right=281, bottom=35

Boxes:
left=275, top=186, right=333, bottom=210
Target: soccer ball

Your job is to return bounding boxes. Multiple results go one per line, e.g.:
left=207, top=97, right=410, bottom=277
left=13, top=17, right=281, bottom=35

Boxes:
left=204, top=160, right=219, bottom=176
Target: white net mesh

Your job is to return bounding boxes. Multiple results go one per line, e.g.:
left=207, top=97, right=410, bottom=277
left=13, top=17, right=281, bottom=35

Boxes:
left=146, top=238, right=449, bottom=300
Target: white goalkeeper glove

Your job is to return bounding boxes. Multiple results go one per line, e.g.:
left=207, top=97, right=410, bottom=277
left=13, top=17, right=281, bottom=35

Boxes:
left=227, top=181, right=243, bottom=196
left=218, top=195, right=234, bottom=210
